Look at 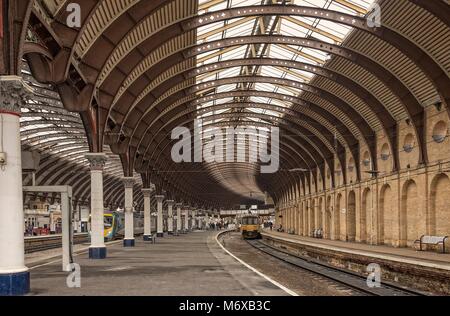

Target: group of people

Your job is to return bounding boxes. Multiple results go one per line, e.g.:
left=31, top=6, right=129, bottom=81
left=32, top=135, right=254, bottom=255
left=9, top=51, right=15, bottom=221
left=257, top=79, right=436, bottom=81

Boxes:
left=263, top=221, right=274, bottom=231
left=208, top=221, right=230, bottom=230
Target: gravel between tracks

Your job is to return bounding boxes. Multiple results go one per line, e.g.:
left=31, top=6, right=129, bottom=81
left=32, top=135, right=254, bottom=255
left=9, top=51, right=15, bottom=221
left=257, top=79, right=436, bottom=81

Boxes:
left=220, top=231, right=363, bottom=296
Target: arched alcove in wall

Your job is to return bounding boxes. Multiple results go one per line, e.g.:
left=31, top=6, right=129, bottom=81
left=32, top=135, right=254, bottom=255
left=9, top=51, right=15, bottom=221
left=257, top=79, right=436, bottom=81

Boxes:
left=401, top=180, right=420, bottom=247
left=318, top=197, right=324, bottom=231
left=361, top=188, right=372, bottom=243
left=310, top=199, right=316, bottom=234
left=379, top=184, right=393, bottom=245
left=325, top=195, right=332, bottom=239
left=430, top=174, right=450, bottom=236
left=347, top=191, right=356, bottom=242
left=335, top=193, right=342, bottom=240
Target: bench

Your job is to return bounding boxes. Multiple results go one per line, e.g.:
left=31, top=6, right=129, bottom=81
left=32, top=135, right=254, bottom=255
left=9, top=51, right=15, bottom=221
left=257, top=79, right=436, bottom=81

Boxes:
left=414, top=235, right=448, bottom=253
left=312, top=229, right=323, bottom=239
left=143, top=233, right=157, bottom=244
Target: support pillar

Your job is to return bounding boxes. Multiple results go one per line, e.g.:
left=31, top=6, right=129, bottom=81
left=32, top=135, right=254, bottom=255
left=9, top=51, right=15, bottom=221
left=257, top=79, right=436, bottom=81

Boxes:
left=123, top=178, right=135, bottom=247
left=155, top=195, right=164, bottom=237
left=191, top=210, right=197, bottom=230
left=176, top=203, right=182, bottom=234
left=167, top=200, right=174, bottom=235
left=142, top=189, right=152, bottom=241
left=0, top=77, right=31, bottom=295
left=86, top=152, right=108, bottom=259
left=184, top=208, right=190, bottom=233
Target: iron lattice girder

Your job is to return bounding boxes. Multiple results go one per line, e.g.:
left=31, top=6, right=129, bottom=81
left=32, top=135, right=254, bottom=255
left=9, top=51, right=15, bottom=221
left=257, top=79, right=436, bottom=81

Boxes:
left=142, top=117, right=337, bottom=188
left=145, top=118, right=319, bottom=171
left=129, top=74, right=370, bottom=168
left=18, top=1, right=449, bottom=204
left=148, top=121, right=318, bottom=174
left=51, top=4, right=437, bottom=167
left=147, top=140, right=316, bottom=203
left=137, top=101, right=347, bottom=171
left=106, top=32, right=431, bottom=166
left=92, top=4, right=448, bottom=103
left=139, top=100, right=345, bottom=183
left=148, top=138, right=311, bottom=193
left=37, top=2, right=434, bottom=168
left=138, top=89, right=361, bottom=145
left=112, top=34, right=419, bottom=127
left=119, top=56, right=395, bottom=134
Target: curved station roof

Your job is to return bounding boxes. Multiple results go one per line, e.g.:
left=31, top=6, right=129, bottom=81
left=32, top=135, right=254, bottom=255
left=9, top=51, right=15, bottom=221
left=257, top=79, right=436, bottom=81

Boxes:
left=6, top=0, right=449, bottom=209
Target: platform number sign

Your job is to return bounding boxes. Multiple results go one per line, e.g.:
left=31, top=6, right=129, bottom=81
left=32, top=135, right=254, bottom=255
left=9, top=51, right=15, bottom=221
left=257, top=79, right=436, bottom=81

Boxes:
left=366, top=263, right=382, bottom=288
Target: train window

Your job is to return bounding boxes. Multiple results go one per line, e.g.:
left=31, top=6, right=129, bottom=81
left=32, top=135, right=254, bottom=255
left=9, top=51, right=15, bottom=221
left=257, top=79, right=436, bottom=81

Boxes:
left=243, top=217, right=259, bottom=225
left=104, top=216, right=113, bottom=228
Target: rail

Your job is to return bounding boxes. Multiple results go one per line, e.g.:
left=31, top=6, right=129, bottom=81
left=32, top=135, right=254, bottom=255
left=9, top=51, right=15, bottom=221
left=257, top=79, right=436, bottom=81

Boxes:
left=246, top=239, right=426, bottom=296
left=24, top=233, right=89, bottom=254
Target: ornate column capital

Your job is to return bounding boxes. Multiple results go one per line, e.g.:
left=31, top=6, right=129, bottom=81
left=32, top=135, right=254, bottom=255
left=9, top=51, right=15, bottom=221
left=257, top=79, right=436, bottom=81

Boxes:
left=123, top=177, right=135, bottom=188
left=142, top=188, right=152, bottom=197
left=175, top=203, right=183, bottom=208
left=85, top=153, right=108, bottom=171
left=155, top=195, right=164, bottom=203
left=166, top=200, right=175, bottom=207
left=0, top=76, right=33, bottom=115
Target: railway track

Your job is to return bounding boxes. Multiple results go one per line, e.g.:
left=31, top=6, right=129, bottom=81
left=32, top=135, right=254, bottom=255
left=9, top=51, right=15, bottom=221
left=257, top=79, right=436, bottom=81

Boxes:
left=24, top=233, right=89, bottom=254
left=247, top=239, right=426, bottom=296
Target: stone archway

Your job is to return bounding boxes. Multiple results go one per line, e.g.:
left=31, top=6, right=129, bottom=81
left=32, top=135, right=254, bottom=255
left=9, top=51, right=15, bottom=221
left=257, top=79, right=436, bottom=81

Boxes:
left=430, top=174, right=450, bottom=236
left=401, top=180, right=420, bottom=247
left=347, top=191, right=356, bottom=242
left=361, top=188, right=372, bottom=243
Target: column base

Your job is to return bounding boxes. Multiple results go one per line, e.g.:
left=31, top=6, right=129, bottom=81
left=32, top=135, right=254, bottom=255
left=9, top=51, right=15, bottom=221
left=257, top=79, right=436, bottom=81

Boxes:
left=0, top=271, right=30, bottom=296
left=157, top=233, right=164, bottom=237
left=89, top=247, right=107, bottom=259
left=143, top=235, right=153, bottom=241
left=168, top=231, right=174, bottom=235
left=123, top=239, right=135, bottom=247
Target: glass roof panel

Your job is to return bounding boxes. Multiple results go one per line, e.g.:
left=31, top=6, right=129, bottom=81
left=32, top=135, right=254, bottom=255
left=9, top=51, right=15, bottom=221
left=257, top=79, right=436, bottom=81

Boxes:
left=195, top=0, right=375, bottom=132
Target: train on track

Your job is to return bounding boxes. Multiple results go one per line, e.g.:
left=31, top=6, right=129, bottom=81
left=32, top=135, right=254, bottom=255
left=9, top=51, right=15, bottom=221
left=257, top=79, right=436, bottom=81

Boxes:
left=96, top=211, right=144, bottom=241
left=240, top=214, right=262, bottom=240
left=103, top=211, right=125, bottom=241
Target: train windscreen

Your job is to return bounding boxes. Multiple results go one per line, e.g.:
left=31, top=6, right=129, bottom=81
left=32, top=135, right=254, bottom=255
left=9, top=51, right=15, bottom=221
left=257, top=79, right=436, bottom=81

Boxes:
left=104, top=216, right=113, bottom=228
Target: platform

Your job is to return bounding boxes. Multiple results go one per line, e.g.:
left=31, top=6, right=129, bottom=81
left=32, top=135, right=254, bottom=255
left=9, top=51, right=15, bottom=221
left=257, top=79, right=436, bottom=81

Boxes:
left=27, top=231, right=288, bottom=296
left=261, top=230, right=450, bottom=295
left=262, top=230, right=450, bottom=269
